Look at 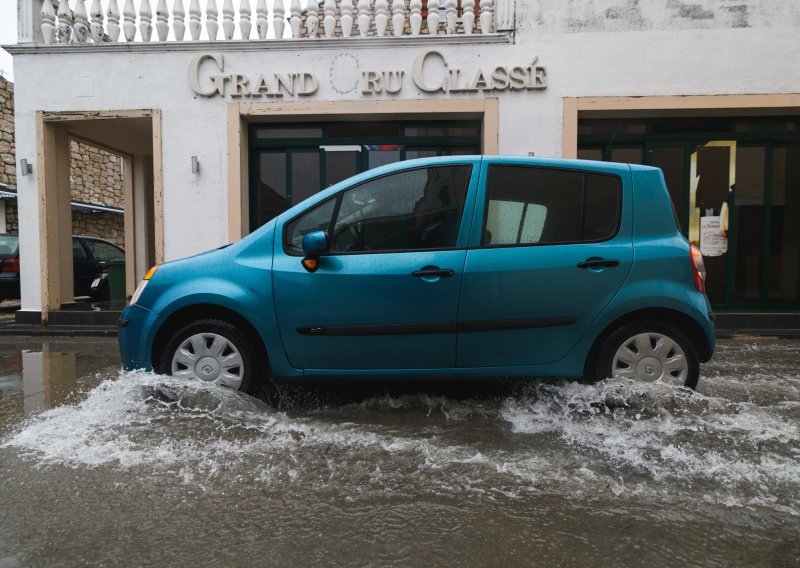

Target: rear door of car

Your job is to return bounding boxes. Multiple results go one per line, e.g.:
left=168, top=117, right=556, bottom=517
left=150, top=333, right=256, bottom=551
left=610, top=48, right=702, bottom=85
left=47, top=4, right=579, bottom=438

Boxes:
left=456, top=158, right=634, bottom=368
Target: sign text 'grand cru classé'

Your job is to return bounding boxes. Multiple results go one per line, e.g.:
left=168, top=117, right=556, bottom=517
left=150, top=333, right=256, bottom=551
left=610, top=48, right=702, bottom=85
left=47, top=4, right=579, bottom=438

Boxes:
left=188, top=50, right=547, bottom=98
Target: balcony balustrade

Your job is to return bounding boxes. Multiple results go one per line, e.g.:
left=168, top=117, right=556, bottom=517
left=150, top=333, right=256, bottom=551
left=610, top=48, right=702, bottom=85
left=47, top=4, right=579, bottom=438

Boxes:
left=31, top=0, right=511, bottom=44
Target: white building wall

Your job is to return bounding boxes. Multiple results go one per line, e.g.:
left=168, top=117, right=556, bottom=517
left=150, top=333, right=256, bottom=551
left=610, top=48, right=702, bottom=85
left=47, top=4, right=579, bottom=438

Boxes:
left=9, top=0, right=800, bottom=313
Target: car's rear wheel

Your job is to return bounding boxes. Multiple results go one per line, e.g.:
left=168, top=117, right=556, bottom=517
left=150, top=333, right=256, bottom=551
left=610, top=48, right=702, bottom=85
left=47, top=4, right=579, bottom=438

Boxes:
left=595, top=321, right=699, bottom=389
left=158, top=319, right=258, bottom=394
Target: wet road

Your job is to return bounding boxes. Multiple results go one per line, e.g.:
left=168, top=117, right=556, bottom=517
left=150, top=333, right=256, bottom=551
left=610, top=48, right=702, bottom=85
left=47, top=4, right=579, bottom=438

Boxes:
left=0, top=336, right=798, bottom=567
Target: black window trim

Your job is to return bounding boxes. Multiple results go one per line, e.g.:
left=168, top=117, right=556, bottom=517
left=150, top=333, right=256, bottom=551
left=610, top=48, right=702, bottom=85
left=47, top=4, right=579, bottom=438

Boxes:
left=478, top=164, right=623, bottom=250
left=282, top=163, right=475, bottom=257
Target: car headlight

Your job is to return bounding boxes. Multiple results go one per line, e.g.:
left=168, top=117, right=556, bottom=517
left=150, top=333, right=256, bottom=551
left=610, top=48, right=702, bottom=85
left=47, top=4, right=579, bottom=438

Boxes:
left=130, top=265, right=159, bottom=305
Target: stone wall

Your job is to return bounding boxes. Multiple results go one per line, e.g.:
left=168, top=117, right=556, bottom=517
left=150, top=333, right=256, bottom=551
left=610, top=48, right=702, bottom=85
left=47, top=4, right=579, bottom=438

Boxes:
left=72, top=211, right=124, bottom=246
left=4, top=202, right=17, bottom=234
left=69, top=140, right=124, bottom=209
left=0, top=75, right=124, bottom=244
left=0, top=75, right=14, bottom=189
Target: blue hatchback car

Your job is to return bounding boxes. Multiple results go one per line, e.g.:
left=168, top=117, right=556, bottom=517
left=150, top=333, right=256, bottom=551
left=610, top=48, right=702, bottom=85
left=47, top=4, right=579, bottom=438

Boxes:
left=119, top=156, right=715, bottom=396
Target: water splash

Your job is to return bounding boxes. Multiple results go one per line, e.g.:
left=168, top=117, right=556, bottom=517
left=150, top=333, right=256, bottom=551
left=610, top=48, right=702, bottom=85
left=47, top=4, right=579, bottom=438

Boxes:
left=2, top=370, right=798, bottom=514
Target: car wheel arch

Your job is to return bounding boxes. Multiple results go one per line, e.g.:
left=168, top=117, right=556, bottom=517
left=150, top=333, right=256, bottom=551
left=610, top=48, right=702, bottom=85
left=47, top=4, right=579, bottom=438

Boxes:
left=582, top=307, right=713, bottom=379
left=151, top=303, right=270, bottom=377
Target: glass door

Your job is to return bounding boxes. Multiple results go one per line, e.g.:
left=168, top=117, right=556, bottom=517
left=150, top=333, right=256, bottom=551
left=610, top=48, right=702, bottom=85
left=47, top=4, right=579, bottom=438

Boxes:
left=249, top=120, right=481, bottom=232
left=578, top=116, right=800, bottom=310
left=689, top=141, right=736, bottom=306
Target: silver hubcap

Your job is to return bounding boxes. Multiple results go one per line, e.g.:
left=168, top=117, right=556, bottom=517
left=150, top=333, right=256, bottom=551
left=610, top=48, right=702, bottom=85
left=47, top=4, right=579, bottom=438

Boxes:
left=171, top=332, right=245, bottom=390
left=611, top=332, right=688, bottom=386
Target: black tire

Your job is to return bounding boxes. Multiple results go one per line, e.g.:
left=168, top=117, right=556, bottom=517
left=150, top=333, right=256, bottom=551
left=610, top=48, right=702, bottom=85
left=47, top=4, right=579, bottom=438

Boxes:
left=594, top=320, right=700, bottom=389
left=157, top=318, right=262, bottom=395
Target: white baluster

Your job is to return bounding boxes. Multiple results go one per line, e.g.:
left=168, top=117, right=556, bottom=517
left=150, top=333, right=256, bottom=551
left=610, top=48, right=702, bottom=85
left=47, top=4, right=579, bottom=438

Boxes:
left=139, top=0, right=153, bottom=41
left=90, top=0, right=105, bottom=42
left=462, top=0, right=474, bottom=34
left=426, top=0, right=439, bottom=35
left=479, top=0, right=492, bottom=33
left=107, top=0, right=121, bottom=40
left=42, top=0, right=57, bottom=44
left=356, top=0, right=370, bottom=37
left=289, top=0, right=301, bottom=37
left=189, top=0, right=202, bottom=39
left=273, top=0, right=285, bottom=38
left=255, top=0, right=268, bottom=38
left=74, top=0, right=90, bottom=43
left=408, top=0, right=421, bottom=35
left=239, top=0, right=252, bottom=39
left=391, top=0, right=403, bottom=36
left=323, top=0, right=335, bottom=38
left=57, top=0, right=73, bottom=43
left=207, top=0, right=219, bottom=39
left=340, top=0, right=353, bottom=37
left=444, top=0, right=455, bottom=34
left=156, top=0, right=169, bottom=40
left=173, top=0, right=186, bottom=40
left=306, top=0, right=319, bottom=37
left=375, top=0, right=387, bottom=36
left=222, top=0, right=235, bottom=38
left=123, top=0, right=136, bottom=40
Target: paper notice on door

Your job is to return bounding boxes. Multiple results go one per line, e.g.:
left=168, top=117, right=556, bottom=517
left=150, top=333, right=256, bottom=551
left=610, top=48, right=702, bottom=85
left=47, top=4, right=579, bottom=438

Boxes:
left=700, top=216, right=728, bottom=257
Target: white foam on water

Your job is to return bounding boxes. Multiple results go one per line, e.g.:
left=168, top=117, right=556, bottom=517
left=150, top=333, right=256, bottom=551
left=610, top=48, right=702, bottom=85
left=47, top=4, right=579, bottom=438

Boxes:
left=2, top=370, right=798, bottom=515
left=499, top=378, right=800, bottom=512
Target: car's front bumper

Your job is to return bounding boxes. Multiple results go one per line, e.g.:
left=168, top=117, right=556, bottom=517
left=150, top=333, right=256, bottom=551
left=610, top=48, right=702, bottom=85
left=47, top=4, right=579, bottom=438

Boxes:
left=118, top=303, right=165, bottom=371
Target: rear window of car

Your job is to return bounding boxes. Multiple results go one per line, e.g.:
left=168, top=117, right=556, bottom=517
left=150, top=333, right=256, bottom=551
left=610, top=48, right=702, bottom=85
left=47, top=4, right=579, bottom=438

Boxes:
left=482, top=166, right=621, bottom=246
left=0, top=235, right=19, bottom=255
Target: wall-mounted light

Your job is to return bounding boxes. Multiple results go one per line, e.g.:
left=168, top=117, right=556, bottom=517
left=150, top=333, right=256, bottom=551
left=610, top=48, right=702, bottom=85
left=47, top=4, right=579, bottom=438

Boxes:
left=191, top=156, right=199, bottom=174
left=20, top=159, right=32, bottom=176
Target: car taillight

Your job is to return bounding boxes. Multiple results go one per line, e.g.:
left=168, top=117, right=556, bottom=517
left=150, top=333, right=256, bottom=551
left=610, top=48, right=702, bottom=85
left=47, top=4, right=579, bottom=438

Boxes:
left=2, top=258, right=20, bottom=273
left=690, top=245, right=706, bottom=293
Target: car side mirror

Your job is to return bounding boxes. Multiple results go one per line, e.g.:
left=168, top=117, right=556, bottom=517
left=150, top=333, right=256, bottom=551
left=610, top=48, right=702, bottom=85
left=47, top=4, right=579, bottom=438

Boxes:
left=301, top=230, right=330, bottom=272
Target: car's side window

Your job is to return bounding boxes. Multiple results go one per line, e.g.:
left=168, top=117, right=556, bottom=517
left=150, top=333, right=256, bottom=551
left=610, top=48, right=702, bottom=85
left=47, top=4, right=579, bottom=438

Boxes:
left=85, top=239, right=125, bottom=262
left=285, top=165, right=472, bottom=254
left=285, top=199, right=337, bottom=254
left=482, top=166, right=621, bottom=246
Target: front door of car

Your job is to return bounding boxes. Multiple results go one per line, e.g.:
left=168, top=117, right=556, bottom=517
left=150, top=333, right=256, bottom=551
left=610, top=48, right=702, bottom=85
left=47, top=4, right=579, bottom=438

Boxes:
left=457, top=162, right=634, bottom=368
left=272, top=162, right=479, bottom=371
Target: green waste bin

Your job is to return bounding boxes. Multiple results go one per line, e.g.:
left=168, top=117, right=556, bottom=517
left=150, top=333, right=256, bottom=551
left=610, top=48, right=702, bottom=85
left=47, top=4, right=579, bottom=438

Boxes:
left=106, top=260, right=126, bottom=302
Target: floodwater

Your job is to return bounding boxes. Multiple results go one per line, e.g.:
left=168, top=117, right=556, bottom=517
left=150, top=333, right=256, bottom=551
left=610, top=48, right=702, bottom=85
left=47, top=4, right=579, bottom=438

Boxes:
left=0, top=336, right=798, bottom=567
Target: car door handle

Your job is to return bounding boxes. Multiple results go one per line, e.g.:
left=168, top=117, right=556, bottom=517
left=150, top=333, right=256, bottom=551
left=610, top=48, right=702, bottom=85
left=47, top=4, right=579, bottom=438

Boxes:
left=411, top=267, right=455, bottom=278
left=577, top=258, right=620, bottom=269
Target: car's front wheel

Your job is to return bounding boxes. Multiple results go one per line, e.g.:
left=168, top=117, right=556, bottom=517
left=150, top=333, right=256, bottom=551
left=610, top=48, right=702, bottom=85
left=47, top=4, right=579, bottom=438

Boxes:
left=595, top=321, right=699, bottom=389
left=158, top=319, right=257, bottom=393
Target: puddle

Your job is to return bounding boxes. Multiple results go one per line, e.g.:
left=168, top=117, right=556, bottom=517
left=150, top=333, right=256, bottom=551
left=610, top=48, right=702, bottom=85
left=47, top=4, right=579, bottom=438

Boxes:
left=0, top=337, right=798, bottom=566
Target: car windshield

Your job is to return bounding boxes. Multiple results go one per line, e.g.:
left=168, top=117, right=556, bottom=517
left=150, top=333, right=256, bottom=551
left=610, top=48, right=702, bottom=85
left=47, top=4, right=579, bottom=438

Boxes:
left=0, top=235, right=19, bottom=255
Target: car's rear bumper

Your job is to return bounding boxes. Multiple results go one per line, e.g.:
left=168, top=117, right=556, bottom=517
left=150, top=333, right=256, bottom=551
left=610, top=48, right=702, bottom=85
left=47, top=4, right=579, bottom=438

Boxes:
left=689, top=292, right=716, bottom=362
left=0, top=274, right=20, bottom=299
